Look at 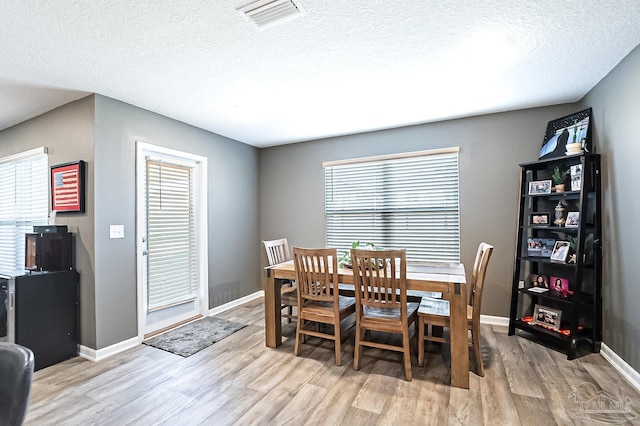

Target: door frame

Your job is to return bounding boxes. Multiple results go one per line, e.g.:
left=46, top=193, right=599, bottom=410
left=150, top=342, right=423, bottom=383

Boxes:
left=135, top=141, right=209, bottom=341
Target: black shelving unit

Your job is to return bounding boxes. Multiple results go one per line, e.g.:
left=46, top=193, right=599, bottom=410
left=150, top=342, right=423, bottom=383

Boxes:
left=508, top=153, right=602, bottom=359
left=1, top=270, right=79, bottom=370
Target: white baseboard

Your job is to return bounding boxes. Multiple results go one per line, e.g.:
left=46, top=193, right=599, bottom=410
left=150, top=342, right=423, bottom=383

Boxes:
left=480, top=314, right=510, bottom=327
left=208, top=290, right=264, bottom=316
left=78, top=336, right=140, bottom=362
left=601, top=343, right=640, bottom=393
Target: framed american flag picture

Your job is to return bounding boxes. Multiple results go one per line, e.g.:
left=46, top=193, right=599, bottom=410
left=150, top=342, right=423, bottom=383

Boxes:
left=51, top=160, right=85, bottom=213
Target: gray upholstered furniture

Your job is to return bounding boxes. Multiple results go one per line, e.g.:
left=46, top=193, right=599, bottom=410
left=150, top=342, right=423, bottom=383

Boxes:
left=0, top=342, right=35, bottom=426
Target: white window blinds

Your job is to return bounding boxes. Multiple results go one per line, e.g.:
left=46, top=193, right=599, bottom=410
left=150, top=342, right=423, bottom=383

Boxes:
left=324, top=149, right=460, bottom=263
left=0, top=148, right=49, bottom=273
left=146, top=159, right=197, bottom=311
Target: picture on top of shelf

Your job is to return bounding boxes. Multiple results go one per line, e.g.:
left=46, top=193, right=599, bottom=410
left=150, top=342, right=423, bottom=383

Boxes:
left=527, top=238, right=556, bottom=257
left=539, top=108, right=592, bottom=159
left=533, top=304, right=562, bottom=331
left=565, top=212, right=580, bottom=228
left=528, top=180, right=552, bottom=195
left=550, top=241, right=571, bottom=262
left=570, top=164, right=582, bottom=191
left=530, top=274, right=549, bottom=289
left=530, top=212, right=550, bottom=226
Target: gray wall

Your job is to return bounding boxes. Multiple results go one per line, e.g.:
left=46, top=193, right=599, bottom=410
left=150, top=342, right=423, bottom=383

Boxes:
left=0, top=95, right=261, bottom=351
left=581, top=44, right=640, bottom=371
left=259, top=104, right=581, bottom=317
left=0, top=96, right=97, bottom=347
left=93, top=95, right=261, bottom=349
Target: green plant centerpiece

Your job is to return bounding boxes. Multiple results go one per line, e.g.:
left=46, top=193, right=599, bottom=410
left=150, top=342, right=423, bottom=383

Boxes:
left=551, top=166, right=570, bottom=192
left=338, top=241, right=381, bottom=268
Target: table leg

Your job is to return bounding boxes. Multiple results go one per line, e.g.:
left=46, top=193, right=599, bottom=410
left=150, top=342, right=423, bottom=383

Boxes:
left=264, top=269, right=282, bottom=348
left=449, top=282, right=469, bottom=389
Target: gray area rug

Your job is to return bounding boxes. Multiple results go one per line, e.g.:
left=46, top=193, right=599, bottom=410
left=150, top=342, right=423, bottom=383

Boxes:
left=143, top=316, right=247, bottom=357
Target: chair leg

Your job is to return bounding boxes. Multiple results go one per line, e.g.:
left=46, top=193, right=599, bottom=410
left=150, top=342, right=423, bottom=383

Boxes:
left=402, top=327, right=412, bottom=381
left=418, top=317, right=425, bottom=367
left=354, top=325, right=362, bottom=371
left=288, top=306, right=293, bottom=323
left=294, top=317, right=303, bottom=356
left=334, top=319, right=342, bottom=366
left=472, top=325, right=484, bottom=377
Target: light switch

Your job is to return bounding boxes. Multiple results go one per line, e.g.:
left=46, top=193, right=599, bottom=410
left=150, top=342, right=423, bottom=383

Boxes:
left=110, top=225, right=124, bottom=239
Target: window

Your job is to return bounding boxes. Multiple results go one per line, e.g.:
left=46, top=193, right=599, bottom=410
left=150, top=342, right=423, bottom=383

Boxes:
left=0, top=148, right=49, bottom=272
left=324, top=148, right=460, bottom=263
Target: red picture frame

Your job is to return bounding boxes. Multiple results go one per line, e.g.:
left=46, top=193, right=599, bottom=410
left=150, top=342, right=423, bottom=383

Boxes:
left=51, top=161, right=85, bottom=213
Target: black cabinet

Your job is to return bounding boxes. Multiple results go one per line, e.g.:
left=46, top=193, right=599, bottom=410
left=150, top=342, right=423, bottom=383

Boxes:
left=2, top=270, right=79, bottom=370
left=508, top=153, right=602, bottom=359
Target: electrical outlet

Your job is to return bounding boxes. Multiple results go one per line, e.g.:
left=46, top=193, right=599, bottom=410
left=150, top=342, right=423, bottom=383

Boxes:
left=110, top=225, right=124, bottom=239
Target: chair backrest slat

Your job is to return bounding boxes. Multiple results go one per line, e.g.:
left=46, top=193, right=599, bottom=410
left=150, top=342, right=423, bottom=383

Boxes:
left=470, top=242, right=493, bottom=322
left=263, top=238, right=290, bottom=266
left=352, top=248, right=407, bottom=311
left=294, top=247, right=338, bottom=304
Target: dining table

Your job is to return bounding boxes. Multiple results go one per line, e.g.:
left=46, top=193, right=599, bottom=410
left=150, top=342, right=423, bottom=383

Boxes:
left=263, top=260, right=470, bottom=389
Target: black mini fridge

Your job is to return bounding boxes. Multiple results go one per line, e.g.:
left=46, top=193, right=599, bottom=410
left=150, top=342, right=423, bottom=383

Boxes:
left=0, top=270, right=79, bottom=370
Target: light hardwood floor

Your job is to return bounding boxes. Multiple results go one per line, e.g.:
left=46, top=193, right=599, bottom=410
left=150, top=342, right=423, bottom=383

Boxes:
left=26, top=298, right=640, bottom=425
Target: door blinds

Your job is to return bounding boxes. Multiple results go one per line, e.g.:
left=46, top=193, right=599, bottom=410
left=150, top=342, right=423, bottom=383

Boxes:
left=145, top=159, right=197, bottom=311
left=0, top=148, right=48, bottom=273
left=324, top=149, right=460, bottom=263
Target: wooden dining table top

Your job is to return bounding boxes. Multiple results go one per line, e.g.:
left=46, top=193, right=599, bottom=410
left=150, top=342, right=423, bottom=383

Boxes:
left=265, top=260, right=466, bottom=293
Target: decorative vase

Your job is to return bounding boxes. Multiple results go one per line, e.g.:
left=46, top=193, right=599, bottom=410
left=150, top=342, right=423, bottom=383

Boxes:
left=554, top=201, right=565, bottom=226
left=555, top=184, right=565, bottom=193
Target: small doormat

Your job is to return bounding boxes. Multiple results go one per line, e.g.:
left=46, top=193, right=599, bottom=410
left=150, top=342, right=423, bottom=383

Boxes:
left=143, top=316, right=247, bottom=357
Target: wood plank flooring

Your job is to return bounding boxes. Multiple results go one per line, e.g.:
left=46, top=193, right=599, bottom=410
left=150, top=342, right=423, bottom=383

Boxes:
left=26, top=298, right=640, bottom=425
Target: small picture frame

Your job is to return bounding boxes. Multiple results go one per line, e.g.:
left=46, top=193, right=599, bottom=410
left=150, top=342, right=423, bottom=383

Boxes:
left=528, top=180, right=552, bottom=195
left=550, top=276, right=573, bottom=298
left=530, top=274, right=549, bottom=289
left=530, top=212, right=550, bottom=226
left=570, top=164, right=582, bottom=191
left=565, top=212, right=579, bottom=228
left=527, top=238, right=556, bottom=257
left=533, top=304, right=562, bottom=331
left=550, top=241, right=570, bottom=262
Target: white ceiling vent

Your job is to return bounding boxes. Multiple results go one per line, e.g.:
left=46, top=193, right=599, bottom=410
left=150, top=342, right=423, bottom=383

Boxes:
left=238, top=0, right=304, bottom=29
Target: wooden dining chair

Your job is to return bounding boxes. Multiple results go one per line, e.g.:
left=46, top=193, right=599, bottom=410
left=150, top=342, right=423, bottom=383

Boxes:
left=263, top=238, right=297, bottom=323
left=351, top=248, right=419, bottom=381
left=417, top=242, right=493, bottom=376
left=293, top=247, right=356, bottom=366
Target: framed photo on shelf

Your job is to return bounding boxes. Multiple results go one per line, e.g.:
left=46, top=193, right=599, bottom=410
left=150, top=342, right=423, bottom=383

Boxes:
left=51, top=160, right=86, bottom=213
left=533, top=304, right=562, bottom=331
left=530, top=212, right=550, bottom=226
left=530, top=274, right=549, bottom=289
left=528, top=180, right=552, bottom=195
left=550, top=241, right=570, bottom=262
left=539, top=108, right=592, bottom=159
left=527, top=238, right=556, bottom=257
left=550, top=276, right=573, bottom=298
left=570, top=164, right=582, bottom=191
left=565, top=212, right=579, bottom=228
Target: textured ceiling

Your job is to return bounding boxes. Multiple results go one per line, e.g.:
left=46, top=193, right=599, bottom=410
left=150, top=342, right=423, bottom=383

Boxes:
left=1, top=1, right=640, bottom=148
